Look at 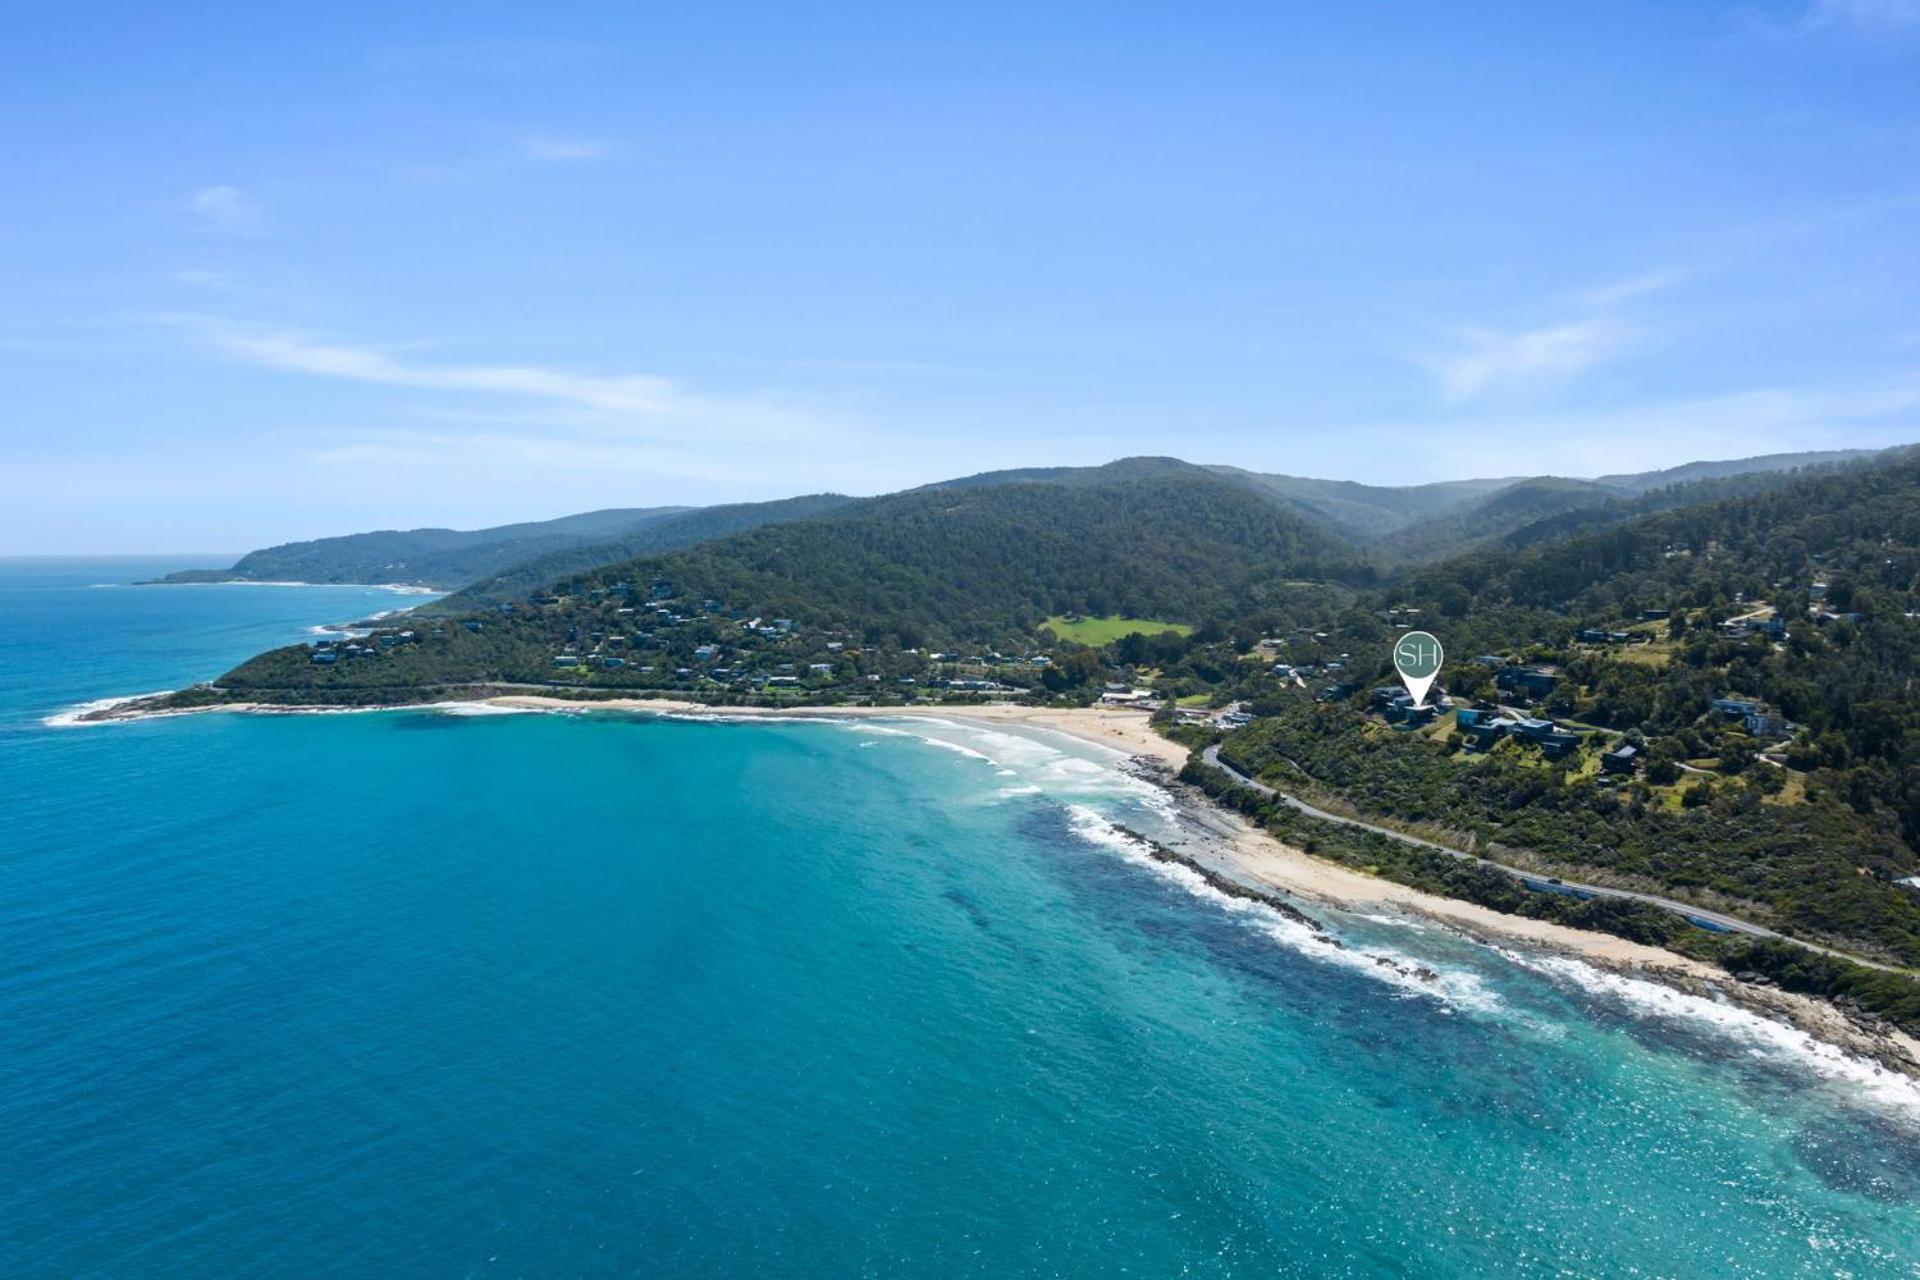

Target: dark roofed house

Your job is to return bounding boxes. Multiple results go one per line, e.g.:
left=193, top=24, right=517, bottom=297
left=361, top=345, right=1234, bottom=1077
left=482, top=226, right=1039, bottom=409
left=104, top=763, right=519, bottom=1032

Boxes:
left=1459, top=708, right=1515, bottom=748
left=1496, top=666, right=1559, bottom=698
left=1602, top=744, right=1639, bottom=774
left=1383, top=695, right=1436, bottom=727
left=1539, top=729, right=1581, bottom=760
left=1711, top=697, right=1761, bottom=717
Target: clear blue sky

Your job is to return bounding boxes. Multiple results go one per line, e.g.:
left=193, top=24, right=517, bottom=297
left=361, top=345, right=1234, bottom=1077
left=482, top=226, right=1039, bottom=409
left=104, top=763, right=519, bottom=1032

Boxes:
left=5, top=1, right=1919, bottom=552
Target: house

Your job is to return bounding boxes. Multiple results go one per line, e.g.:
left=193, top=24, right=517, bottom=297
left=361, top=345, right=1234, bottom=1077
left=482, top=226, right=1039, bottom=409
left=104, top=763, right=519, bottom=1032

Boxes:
left=1475, top=654, right=1510, bottom=668
left=1384, top=699, right=1436, bottom=727
left=553, top=654, right=581, bottom=666
left=1602, top=744, right=1639, bottom=774
left=1460, top=710, right=1516, bottom=748
left=1496, top=666, right=1559, bottom=698
left=310, top=649, right=338, bottom=665
left=463, top=620, right=484, bottom=632
left=808, top=662, right=834, bottom=675
left=1744, top=712, right=1788, bottom=738
left=1711, top=697, right=1761, bottom=718
left=1638, top=609, right=1670, bottom=621
left=1576, top=628, right=1610, bottom=644
left=767, top=675, right=801, bottom=687
left=1539, top=730, right=1582, bottom=760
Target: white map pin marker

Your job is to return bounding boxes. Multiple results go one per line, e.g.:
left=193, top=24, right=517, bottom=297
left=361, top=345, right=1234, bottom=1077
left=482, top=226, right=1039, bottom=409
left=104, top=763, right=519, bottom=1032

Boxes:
left=1393, top=631, right=1443, bottom=708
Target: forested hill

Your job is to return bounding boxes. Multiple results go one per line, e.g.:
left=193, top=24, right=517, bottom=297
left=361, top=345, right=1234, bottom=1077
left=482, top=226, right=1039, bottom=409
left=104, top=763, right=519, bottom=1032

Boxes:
left=1365, top=455, right=1902, bottom=566
left=1397, top=447, right=1920, bottom=622
left=155, top=446, right=1912, bottom=591
left=151, top=505, right=693, bottom=588
left=1381, top=448, right=1920, bottom=864
left=432, top=493, right=856, bottom=608
left=558, top=470, right=1369, bottom=647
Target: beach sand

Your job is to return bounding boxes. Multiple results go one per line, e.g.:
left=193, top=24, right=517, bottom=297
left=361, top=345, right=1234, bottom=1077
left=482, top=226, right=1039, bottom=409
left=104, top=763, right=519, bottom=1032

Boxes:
left=489, top=695, right=1920, bottom=1076
left=73, top=690, right=1920, bottom=1076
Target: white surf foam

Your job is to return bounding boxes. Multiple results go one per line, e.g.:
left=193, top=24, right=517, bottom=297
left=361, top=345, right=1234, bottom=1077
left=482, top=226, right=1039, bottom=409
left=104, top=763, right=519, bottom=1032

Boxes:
left=1064, top=804, right=1502, bottom=1014
left=41, top=690, right=176, bottom=727
left=1501, top=949, right=1920, bottom=1117
left=428, top=702, right=545, bottom=717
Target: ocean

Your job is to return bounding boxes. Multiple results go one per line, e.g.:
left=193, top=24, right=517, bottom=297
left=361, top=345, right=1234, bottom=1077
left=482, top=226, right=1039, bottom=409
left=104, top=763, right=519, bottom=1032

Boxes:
left=2, top=557, right=1917, bottom=1277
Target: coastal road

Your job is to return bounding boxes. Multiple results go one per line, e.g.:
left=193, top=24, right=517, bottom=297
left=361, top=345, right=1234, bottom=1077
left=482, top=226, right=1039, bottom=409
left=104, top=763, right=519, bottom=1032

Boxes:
left=1198, top=742, right=1841, bottom=950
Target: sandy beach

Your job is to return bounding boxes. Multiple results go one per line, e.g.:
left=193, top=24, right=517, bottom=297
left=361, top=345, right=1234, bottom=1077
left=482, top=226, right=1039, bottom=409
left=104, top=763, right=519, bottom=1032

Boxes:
left=68, top=689, right=1920, bottom=1076
left=492, top=695, right=1920, bottom=1076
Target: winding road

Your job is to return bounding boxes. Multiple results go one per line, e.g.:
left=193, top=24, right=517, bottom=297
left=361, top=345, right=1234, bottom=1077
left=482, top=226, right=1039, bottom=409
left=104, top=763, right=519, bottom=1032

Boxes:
left=1198, top=742, right=1908, bottom=973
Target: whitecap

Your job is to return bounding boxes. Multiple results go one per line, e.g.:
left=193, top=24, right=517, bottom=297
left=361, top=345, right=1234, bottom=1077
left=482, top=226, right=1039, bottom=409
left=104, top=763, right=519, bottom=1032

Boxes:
left=1502, top=950, right=1920, bottom=1118
left=41, top=690, right=177, bottom=728
left=1063, top=804, right=1504, bottom=1015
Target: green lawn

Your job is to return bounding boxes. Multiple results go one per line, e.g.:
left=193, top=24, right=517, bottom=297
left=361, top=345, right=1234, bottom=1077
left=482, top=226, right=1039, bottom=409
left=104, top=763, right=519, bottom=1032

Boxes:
left=1041, top=615, right=1192, bottom=644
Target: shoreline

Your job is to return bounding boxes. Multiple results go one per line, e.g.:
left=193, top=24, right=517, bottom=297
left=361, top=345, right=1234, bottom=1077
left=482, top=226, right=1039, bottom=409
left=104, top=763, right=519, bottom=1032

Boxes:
left=56, top=688, right=1920, bottom=1080
left=127, top=579, right=443, bottom=593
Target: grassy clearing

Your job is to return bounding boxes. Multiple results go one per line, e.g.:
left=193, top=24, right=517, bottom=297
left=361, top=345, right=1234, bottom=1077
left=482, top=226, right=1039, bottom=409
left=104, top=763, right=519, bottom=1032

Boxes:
left=1041, top=615, right=1192, bottom=645
left=1765, top=769, right=1809, bottom=806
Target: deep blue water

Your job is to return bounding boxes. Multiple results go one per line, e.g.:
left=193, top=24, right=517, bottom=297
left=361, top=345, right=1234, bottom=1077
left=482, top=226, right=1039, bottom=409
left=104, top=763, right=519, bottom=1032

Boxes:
left=2, top=558, right=1917, bottom=1278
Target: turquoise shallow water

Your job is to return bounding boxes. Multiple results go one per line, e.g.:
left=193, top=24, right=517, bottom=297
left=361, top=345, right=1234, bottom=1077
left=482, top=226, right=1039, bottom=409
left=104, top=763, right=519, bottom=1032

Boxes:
left=2, top=559, right=1918, bottom=1277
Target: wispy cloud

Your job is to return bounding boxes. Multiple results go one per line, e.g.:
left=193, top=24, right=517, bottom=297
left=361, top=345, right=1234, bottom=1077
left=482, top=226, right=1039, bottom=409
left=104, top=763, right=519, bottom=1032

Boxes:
left=179, top=319, right=678, bottom=414
left=1415, top=270, right=1677, bottom=402
left=152, top=315, right=861, bottom=461
left=402, top=133, right=616, bottom=183
left=519, top=135, right=612, bottom=163
left=1370, top=375, right=1920, bottom=480
left=1417, top=318, right=1633, bottom=402
left=1574, top=270, right=1685, bottom=308
left=1800, top=0, right=1920, bottom=32
left=186, top=185, right=261, bottom=235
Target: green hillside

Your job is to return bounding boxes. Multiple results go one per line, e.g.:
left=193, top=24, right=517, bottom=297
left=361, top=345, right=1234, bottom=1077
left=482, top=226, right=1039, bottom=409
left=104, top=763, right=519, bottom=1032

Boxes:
left=151, top=506, right=693, bottom=588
